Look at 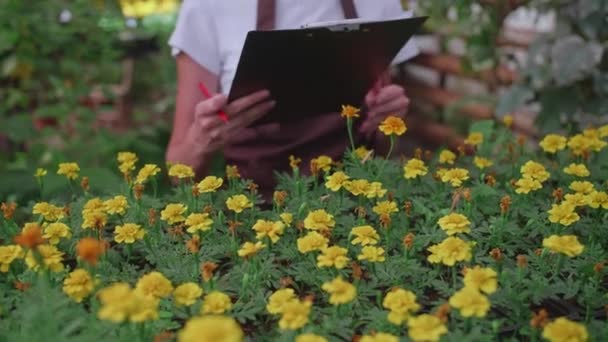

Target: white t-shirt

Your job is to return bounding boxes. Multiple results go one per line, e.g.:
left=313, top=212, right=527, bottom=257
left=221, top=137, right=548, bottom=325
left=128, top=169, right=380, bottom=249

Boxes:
left=169, top=0, right=419, bottom=94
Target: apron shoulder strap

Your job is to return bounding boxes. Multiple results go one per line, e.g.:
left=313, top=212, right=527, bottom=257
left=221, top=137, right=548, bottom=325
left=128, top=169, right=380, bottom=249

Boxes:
left=257, top=0, right=359, bottom=31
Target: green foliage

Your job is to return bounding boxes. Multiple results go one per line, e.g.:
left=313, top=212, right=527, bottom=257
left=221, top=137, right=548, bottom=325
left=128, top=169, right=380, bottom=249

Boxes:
left=1, top=122, right=607, bottom=340
left=0, top=0, right=177, bottom=203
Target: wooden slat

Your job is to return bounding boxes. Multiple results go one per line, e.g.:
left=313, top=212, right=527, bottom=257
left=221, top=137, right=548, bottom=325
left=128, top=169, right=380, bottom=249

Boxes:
left=405, top=78, right=494, bottom=120
left=406, top=113, right=465, bottom=150
left=410, top=52, right=518, bottom=84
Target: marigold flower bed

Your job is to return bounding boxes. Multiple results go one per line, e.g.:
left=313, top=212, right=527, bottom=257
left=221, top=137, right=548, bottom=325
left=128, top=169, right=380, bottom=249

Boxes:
left=1, top=117, right=607, bottom=341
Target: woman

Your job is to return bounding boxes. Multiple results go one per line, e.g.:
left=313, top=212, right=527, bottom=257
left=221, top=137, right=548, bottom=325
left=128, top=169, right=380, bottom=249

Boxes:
left=166, top=0, right=418, bottom=198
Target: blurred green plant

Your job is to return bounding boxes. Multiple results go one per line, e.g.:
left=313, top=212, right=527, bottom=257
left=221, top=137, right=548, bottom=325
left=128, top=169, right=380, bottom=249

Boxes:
left=0, top=0, right=178, bottom=202
left=497, top=0, right=608, bottom=133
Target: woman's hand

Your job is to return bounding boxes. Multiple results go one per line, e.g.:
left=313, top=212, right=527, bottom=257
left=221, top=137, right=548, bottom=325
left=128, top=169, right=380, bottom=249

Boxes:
left=187, top=90, right=275, bottom=155
left=359, top=84, right=410, bottom=135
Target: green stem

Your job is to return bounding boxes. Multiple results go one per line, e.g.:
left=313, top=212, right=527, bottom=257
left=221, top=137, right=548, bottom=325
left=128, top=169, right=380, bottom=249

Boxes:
left=386, top=135, right=395, bottom=160
left=346, top=118, right=355, bottom=151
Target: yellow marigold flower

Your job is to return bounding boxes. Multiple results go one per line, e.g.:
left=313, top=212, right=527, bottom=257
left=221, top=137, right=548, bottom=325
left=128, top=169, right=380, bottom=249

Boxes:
left=178, top=316, right=243, bottom=342
left=135, top=164, right=161, bottom=184
left=0, top=245, right=24, bottom=272
left=173, top=282, right=203, bottom=306
left=289, top=155, right=302, bottom=170
left=366, top=181, right=387, bottom=199
left=42, top=222, right=71, bottom=245
left=569, top=181, right=595, bottom=194
left=97, top=283, right=134, bottom=323
left=252, top=219, right=285, bottom=243
left=548, top=202, right=580, bottom=226
left=168, top=163, right=195, bottom=179
left=63, top=268, right=95, bottom=303
left=57, top=162, right=80, bottom=180
left=202, top=291, right=232, bottom=314
left=280, top=212, right=293, bottom=226
left=226, top=165, right=241, bottom=179
left=588, top=191, right=608, bottom=209
left=35, top=168, right=47, bottom=178
left=542, top=317, right=588, bottom=342
left=407, top=314, right=448, bottom=342
left=567, top=134, right=591, bottom=156
left=226, top=194, right=253, bottom=213
left=82, top=210, right=107, bottom=230
left=383, top=288, right=420, bottom=325
left=521, top=160, right=550, bottom=182
left=378, top=116, right=407, bottom=136
left=161, top=203, right=187, bottom=224
left=403, top=158, right=428, bottom=179
left=135, top=271, right=174, bottom=298
left=372, top=201, right=398, bottom=217
left=515, top=178, right=542, bottom=194
left=437, top=213, right=471, bottom=236
left=25, top=244, right=64, bottom=272
left=438, top=149, right=456, bottom=165
left=311, top=155, right=333, bottom=172
left=502, top=114, right=514, bottom=128
left=197, top=176, right=224, bottom=193
left=543, top=235, right=584, bottom=257
left=343, top=179, right=371, bottom=196
left=340, top=104, right=360, bottom=118
left=599, top=124, right=608, bottom=138
left=325, top=171, right=350, bottom=191
left=114, top=223, right=145, bottom=244
left=563, top=193, right=589, bottom=207
left=279, top=299, right=312, bottom=330
left=563, top=163, right=590, bottom=177
left=427, top=237, right=472, bottom=266
left=351, top=225, right=379, bottom=246
left=237, top=241, right=266, bottom=258
left=130, top=292, right=160, bottom=322
left=32, top=202, right=65, bottom=222
left=449, top=287, right=490, bottom=318
left=303, top=209, right=335, bottom=232
left=104, top=195, right=129, bottom=215
left=473, top=156, right=493, bottom=169
left=117, top=151, right=138, bottom=166
left=82, top=198, right=105, bottom=215
left=266, top=288, right=297, bottom=314
left=440, top=168, right=470, bottom=187
left=358, top=246, right=385, bottom=262
left=185, top=213, right=213, bottom=234
left=463, top=266, right=498, bottom=294
left=317, top=246, right=350, bottom=269
left=296, top=333, right=328, bottom=342
left=297, top=231, right=329, bottom=253
left=322, top=277, right=356, bottom=305
left=354, top=146, right=372, bottom=159
left=464, top=132, right=483, bottom=146
left=539, top=134, right=567, bottom=153
left=360, top=333, right=399, bottom=342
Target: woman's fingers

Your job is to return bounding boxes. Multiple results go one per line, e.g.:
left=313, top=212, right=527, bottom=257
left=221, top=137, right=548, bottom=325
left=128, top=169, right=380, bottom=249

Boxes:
left=374, top=85, right=405, bottom=105
left=368, top=96, right=410, bottom=118
left=223, top=100, right=276, bottom=133
left=194, top=94, right=227, bottom=120
left=224, top=90, right=271, bottom=115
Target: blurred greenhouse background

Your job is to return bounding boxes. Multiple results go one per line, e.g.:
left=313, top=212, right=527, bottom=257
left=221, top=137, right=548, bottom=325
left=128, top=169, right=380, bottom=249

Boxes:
left=1, top=0, right=606, bottom=202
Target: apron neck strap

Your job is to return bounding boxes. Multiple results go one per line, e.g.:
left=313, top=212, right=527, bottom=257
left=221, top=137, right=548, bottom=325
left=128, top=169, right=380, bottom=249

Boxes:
left=257, top=0, right=359, bottom=31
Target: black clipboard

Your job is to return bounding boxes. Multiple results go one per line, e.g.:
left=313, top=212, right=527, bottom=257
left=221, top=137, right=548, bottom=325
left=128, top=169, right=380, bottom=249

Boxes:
left=227, top=16, right=428, bottom=126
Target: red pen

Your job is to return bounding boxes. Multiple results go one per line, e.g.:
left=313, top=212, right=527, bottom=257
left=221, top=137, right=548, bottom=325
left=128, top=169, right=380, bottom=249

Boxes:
left=198, top=82, right=229, bottom=122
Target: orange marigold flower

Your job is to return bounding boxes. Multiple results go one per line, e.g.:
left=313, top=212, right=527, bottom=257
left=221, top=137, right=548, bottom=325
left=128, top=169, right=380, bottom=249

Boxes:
left=1, top=202, right=17, bottom=220
left=378, top=116, right=407, bottom=136
left=340, top=105, right=360, bottom=119
left=201, top=261, right=218, bottom=282
left=14, top=224, right=44, bottom=249
left=76, top=237, right=106, bottom=265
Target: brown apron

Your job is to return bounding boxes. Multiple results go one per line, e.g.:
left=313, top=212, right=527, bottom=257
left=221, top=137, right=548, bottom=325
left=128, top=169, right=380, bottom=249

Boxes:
left=223, top=0, right=370, bottom=200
